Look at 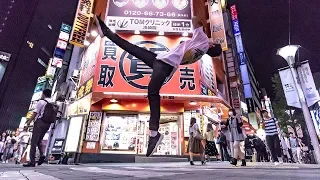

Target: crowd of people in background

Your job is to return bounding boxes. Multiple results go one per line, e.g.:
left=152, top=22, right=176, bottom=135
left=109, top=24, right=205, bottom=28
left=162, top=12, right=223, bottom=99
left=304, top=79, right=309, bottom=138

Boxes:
left=187, top=108, right=311, bottom=166
left=0, top=127, right=31, bottom=164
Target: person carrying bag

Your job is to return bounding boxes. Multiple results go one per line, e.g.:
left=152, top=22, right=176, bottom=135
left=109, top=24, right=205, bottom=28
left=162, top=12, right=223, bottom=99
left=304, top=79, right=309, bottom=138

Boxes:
left=188, top=117, right=205, bottom=165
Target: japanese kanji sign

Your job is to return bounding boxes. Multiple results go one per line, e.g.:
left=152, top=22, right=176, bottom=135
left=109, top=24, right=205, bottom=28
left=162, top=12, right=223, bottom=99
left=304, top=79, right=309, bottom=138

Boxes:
left=106, top=0, right=192, bottom=33
left=93, top=34, right=201, bottom=95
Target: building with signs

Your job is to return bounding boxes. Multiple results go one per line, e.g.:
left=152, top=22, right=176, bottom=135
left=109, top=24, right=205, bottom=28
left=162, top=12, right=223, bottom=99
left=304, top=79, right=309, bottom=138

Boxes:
left=61, top=0, right=234, bottom=163
left=0, top=0, right=78, bottom=132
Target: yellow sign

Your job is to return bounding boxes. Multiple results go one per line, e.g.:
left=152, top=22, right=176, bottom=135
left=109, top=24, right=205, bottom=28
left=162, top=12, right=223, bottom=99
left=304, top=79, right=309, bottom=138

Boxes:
left=69, top=0, right=94, bottom=47
left=77, top=77, right=93, bottom=99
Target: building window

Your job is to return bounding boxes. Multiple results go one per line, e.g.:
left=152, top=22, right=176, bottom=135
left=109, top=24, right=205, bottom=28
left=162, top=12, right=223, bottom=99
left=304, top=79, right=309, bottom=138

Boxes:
left=217, top=77, right=225, bottom=96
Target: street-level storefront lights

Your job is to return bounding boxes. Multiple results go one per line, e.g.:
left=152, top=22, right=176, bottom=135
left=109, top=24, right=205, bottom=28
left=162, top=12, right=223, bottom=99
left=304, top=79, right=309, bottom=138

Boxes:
left=189, top=101, right=197, bottom=105
left=110, top=99, right=118, bottom=103
left=158, top=31, right=164, bottom=36
left=134, top=30, right=140, bottom=34
left=182, top=32, right=188, bottom=37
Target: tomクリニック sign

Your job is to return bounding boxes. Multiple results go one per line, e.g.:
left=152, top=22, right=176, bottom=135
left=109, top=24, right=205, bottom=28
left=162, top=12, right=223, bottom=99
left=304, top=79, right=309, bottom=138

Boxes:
left=106, top=0, right=193, bottom=33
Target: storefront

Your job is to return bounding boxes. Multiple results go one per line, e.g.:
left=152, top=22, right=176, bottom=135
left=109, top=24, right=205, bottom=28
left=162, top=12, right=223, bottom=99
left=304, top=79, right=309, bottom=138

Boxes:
left=63, top=0, right=231, bottom=163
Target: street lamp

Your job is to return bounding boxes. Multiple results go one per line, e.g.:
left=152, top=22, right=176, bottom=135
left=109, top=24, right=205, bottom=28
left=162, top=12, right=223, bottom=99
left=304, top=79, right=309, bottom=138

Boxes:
left=277, top=45, right=320, bottom=164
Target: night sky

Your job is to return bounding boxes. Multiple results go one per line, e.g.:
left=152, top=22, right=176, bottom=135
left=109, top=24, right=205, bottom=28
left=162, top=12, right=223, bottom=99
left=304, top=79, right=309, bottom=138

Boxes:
left=227, top=0, right=320, bottom=99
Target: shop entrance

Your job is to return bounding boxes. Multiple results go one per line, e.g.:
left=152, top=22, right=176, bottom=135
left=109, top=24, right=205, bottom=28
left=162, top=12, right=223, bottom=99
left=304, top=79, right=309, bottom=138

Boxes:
left=100, top=113, right=182, bottom=156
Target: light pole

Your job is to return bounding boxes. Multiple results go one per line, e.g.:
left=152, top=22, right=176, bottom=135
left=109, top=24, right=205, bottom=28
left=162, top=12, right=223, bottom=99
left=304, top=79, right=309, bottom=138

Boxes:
left=277, top=45, right=320, bottom=164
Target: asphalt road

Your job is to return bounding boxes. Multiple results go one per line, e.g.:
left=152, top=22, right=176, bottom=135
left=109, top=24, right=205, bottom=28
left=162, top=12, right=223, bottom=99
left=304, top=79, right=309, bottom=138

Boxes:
left=0, top=162, right=319, bottom=180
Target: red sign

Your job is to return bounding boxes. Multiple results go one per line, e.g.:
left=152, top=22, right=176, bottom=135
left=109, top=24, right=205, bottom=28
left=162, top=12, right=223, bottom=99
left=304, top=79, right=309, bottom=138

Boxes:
left=92, top=34, right=201, bottom=95
left=230, top=5, right=238, bottom=20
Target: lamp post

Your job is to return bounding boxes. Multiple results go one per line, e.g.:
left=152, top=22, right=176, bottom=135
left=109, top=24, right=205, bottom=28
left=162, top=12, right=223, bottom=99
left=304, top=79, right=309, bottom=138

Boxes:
left=277, top=45, right=320, bottom=164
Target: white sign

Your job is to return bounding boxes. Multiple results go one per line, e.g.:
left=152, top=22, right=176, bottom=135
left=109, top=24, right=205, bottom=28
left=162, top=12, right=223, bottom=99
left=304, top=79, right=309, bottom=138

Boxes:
left=297, top=62, right=320, bottom=107
left=59, top=31, right=70, bottom=41
left=106, top=16, right=192, bottom=33
left=65, top=116, right=84, bottom=152
left=52, top=57, right=63, bottom=68
left=279, top=68, right=301, bottom=108
left=56, top=40, right=68, bottom=50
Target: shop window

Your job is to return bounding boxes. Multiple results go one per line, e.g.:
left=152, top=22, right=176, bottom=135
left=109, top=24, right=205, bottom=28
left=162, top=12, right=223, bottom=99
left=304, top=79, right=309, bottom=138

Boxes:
left=217, top=77, right=225, bottom=96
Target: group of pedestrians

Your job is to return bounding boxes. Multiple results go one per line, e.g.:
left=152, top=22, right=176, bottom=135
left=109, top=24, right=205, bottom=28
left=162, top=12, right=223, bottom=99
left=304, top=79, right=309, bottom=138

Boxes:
left=0, top=127, right=31, bottom=164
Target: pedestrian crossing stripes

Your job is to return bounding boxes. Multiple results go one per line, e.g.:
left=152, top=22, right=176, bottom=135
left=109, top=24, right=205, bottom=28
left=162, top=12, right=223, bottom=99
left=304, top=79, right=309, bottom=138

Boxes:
left=71, top=167, right=185, bottom=178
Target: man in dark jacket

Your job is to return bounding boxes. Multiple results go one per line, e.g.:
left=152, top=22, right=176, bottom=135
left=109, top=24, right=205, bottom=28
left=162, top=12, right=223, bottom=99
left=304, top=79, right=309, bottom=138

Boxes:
left=217, top=130, right=229, bottom=161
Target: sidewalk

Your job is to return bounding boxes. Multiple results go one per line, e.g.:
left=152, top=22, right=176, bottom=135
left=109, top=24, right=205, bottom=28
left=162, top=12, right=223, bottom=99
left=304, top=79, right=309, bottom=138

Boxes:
left=0, top=162, right=319, bottom=180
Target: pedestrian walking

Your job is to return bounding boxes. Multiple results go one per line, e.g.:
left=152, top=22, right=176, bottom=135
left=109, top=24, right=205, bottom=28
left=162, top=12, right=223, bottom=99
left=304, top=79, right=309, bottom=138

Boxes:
left=280, top=132, right=291, bottom=162
left=217, top=130, right=229, bottom=161
left=222, top=109, right=246, bottom=166
left=289, top=132, right=302, bottom=164
left=261, top=110, right=283, bottom=165
left=23, top=89, right=57, bottom=167
left=204, top=123, right=219, bottom=161
left=2, top=131, right=17, bottom=163
left=188, top=117, right=206, bottom=165
left=16, top=126, right=31, bottom=164
left=94, top=15, right=222, bottom=157
left=0, top=132, right=7, bottom=161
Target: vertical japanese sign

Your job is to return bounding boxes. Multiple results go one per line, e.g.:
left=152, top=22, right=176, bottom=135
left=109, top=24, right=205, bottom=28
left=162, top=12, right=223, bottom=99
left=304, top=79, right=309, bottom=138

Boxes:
left=297, top=62, right=320, bottom=107
left=93, top=34, right=201, bottom=95
left=85, top=112, right=102, bottom=142
left=230, top=4, right=252, bottom=99
left=279, top=68, right=301, bottom=108
left=199, top=54, right=215, bottom=95
left=79, top=36, right=101, bottom=86
left=69, top=0, right=94, bottom=47
left=207, top=0, right=227, bottom=50
left=106, top=0, right=192, bottom=33
left=52, top=24, right=72, bottom=68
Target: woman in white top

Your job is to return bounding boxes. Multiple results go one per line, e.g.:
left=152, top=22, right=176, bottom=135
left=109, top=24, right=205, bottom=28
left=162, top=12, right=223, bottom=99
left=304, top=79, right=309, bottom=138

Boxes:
left=188, top=117, right=205, bottom=165
left=204, top=123, right=219, bottom=161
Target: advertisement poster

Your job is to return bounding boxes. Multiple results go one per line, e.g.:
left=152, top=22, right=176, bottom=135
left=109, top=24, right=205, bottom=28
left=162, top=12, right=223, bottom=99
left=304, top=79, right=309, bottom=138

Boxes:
left=65, top=116, right=84, bottom=152
left=279, top=68, right=301, bottom=108
left=103, top=115, right=137, bottom=151
left=207, top=0, right=227, bottom=50
left=106, top=0, right=192, bottom=33
left=200, top=54, right=215, bottom=93
left=79, top=37, right=101, bottom=86
left=85, top=112, right=103, bottom=142
left=77, top=93, right=92, bottom=115
left=297, top=62, right=320, bottom=107
left=93, top=35, right=201, bottom=96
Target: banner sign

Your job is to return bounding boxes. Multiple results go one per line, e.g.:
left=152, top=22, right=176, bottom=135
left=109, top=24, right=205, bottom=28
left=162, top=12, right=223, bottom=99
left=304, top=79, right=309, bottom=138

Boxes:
left=69, top=0, right=94, bottom=47
left=207, top=0, right=227, bottom=50
left=279, top=68, right=301, bottom=108
left=93, top=34, right=201, bottom=95
left=230, top=4, right=251, bottom=98
left=51, top=138, right=65, bottom=154
left=200, top=54, right=215, bottom=93
left=0, top=51, right=11, bottom=61
left=297, top=62, right=320, bottom=107
left=52, top=23, right=72, bottom=67
left=106, top=0, right=192, bottom=33
left=77, top=77, right=93, bottom=100
left=85, top=112, right=102, bottom=142
left=79, top=37, right=101, bottom=86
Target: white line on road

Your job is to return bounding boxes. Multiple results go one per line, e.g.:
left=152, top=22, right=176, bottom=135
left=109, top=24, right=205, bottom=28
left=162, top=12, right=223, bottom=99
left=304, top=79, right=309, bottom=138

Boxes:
left=0, top=170, right=60, bottom=180
left=71, top=167, right=185, bottom=178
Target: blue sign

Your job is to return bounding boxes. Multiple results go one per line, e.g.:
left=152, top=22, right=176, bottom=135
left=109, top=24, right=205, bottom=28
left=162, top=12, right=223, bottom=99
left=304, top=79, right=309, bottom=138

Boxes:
left=61, top=24, right=72, bottom=34
left=239, top=52, right=246, bottom=65
left=201, top=83, right=208, bottom=96
left=232, top=20, right=240, bottom=35
left=53, top=48, right=66, bottom=59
